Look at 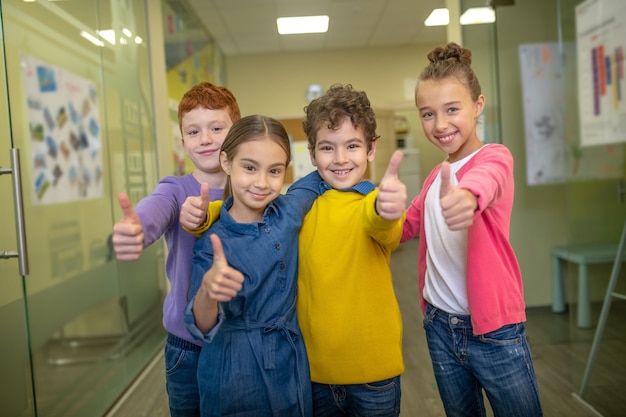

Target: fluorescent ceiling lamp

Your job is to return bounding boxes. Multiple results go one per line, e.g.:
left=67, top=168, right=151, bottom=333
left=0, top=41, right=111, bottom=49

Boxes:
left=277, top=15, right=329, bottom=35
left=460, top=7, right=496, bottom=25
left=424, top=8, right=449, bottom=26
left=97, top=29, right=116, bottom=45
left=80, top=31, right=105, bottom=47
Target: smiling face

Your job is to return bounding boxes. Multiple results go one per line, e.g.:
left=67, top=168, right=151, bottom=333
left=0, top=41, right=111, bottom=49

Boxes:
left=181, top=107, right=233, bottom=186
left=416, top=77, right=485, bottom=163
left=309, top=117, right=375, bottom=189
left=220, top=136, right=288, bottom=223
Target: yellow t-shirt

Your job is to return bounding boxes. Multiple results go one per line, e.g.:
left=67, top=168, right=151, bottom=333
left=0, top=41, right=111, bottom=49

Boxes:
left=297, top=189, right=405, bottom=384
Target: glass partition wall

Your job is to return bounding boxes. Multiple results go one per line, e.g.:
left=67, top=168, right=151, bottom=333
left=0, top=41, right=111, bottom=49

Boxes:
left=0, top=1, right=166, bottom=416
left=556, top=0, right=626, bottom=415
left=483, top=0, right=626, bottom=415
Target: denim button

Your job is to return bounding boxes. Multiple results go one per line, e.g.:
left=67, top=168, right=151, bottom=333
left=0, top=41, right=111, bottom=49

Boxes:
left=450, top=317, right=459, bottom=324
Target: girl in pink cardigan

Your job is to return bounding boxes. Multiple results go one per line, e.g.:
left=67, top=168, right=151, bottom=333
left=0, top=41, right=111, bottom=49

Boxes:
left=401, top=42, right=543, bottom=417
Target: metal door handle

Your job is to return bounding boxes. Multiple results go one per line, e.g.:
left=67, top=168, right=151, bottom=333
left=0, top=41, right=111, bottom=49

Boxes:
left=0, top=148, right=29, bottom=275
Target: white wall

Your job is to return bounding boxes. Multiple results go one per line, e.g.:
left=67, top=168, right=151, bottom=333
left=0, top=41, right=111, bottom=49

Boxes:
left=226, top=45, right=433, bottom=118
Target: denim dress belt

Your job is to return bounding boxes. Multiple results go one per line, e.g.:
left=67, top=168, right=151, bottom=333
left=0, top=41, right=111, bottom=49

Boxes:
left=220, top=302, right=308, bottom=417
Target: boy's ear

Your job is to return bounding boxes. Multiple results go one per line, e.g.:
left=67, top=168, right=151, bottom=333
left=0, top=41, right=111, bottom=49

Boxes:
left=367, top=140, right=377, bottom=162
left=220, top=151, right=231, bottom=175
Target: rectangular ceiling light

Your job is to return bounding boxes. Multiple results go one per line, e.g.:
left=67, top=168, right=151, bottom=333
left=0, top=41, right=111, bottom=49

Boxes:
left=460, top=7, right=496, bottom=25
left=424, top=8, right=450, bottom=26
left=80, top=31, right=105, bottom=47
left=277, top=15, right=329, bottom=35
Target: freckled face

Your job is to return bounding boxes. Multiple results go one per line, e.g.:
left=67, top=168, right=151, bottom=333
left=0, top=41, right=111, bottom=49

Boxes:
left=181, top=107, right=233, bottom=184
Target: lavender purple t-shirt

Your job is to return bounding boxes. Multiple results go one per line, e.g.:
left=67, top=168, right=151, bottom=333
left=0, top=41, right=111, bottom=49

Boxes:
left=135, top=173, right=223, bottom=345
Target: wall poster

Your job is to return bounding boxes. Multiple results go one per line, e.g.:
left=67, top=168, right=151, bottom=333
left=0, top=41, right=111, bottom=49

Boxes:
left=21, top=54, right=103, bottom=205
left=519, top=42, right=622, bottom=185
left=576, top=0, right=625, bottom=147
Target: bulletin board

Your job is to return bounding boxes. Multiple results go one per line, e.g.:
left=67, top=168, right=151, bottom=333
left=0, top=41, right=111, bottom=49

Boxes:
left=21, top=54, right=104, bottom=204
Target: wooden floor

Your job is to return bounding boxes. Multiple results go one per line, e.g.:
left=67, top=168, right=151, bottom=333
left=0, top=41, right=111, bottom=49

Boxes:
left=106, top=238, right=625, bottom=417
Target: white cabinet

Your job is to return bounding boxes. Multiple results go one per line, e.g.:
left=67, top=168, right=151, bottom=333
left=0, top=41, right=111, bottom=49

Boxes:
left=399, top=148, right=421, bottom=201
left=369, top=109, right=396, bottom=183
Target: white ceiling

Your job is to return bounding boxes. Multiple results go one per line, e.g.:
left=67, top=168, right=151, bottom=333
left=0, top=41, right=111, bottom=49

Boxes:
left=183, top=0, right=448, bottom=56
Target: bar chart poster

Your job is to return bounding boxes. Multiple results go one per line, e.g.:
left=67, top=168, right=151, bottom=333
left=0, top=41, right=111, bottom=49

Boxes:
left=576, top=0, right=625, bottom=147
left=519, top=42, right=622, bottom=185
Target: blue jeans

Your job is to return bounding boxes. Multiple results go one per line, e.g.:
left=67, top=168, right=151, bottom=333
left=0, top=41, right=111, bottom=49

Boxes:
left=311, top=376, right=401, bottom=417
left=423, top=303, right=543, bottom=417
left=164, top=333, right=202, bottom=417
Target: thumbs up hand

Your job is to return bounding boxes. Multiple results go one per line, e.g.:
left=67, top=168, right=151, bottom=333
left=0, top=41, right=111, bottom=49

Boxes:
left=181, top=183, right=210, bottom=230
left=439, top=162, right=477, bottom=230
left=193, top=234, right=245, bottom=332
left=376, top=150, right=407, bottom=221
left=201, top=234, right=244, bottom=302
left=112, top=192, right=144, bottom=261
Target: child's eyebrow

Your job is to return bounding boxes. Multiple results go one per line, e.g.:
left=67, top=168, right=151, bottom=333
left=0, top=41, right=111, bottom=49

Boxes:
left=316, top=137, right=365, bottom=145
left=238, top=157, right=260, bottom=165
left=239, top=158, right=286, bottom=169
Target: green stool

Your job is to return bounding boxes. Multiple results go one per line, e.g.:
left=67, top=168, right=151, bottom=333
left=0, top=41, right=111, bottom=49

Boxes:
left=551, top=243, right=620, bottom=328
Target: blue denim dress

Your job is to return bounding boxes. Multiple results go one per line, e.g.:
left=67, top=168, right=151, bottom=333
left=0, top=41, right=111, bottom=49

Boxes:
left=185, top=171, right=322, bottom=417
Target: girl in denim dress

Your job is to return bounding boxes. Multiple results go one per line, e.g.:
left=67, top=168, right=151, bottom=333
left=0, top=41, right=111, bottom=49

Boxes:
left=184, top=115, right=323, bottom=417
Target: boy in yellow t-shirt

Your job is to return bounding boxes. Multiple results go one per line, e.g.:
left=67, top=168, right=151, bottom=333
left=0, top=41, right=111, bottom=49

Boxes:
left=297, top=84, right=406, bottom=416
left=181, top=84, right=407, bottom=416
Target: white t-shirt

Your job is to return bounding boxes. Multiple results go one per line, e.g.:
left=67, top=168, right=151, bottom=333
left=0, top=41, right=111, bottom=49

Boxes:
left=423, top=149, right=481, bottom=315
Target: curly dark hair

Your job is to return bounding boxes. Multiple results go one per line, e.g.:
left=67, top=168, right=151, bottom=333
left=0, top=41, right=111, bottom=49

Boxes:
left=417, top=42, right=482, bottom=102
left=302, top=84, right=379, bottom=152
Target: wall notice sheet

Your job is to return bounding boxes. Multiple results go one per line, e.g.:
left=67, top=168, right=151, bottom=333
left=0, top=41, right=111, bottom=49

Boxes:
left=519, top=42, right=622, bottom=185
left=576, top=0, right=625, bottom=147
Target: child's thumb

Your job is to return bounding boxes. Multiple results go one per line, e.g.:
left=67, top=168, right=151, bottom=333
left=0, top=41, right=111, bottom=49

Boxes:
left=209, top=234, right=228, bottom=266
left=118, top=192, right=139, bottom=223
left=439, top=162, right=453, bottom=199
left=200, top=183, right=210, bottom=208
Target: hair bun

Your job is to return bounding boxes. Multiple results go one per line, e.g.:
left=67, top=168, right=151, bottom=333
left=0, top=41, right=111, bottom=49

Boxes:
left=427, top=42, right=472, bottom=66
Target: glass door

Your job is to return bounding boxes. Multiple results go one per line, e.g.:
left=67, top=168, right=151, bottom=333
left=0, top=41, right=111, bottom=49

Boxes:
left=0, top=0, right=167, bottom=415
left=0, top=5, right=35, bottom=415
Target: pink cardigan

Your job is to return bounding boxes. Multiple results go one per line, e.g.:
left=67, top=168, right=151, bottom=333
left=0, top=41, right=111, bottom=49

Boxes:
left=401, top=144, right=526, bottom=335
